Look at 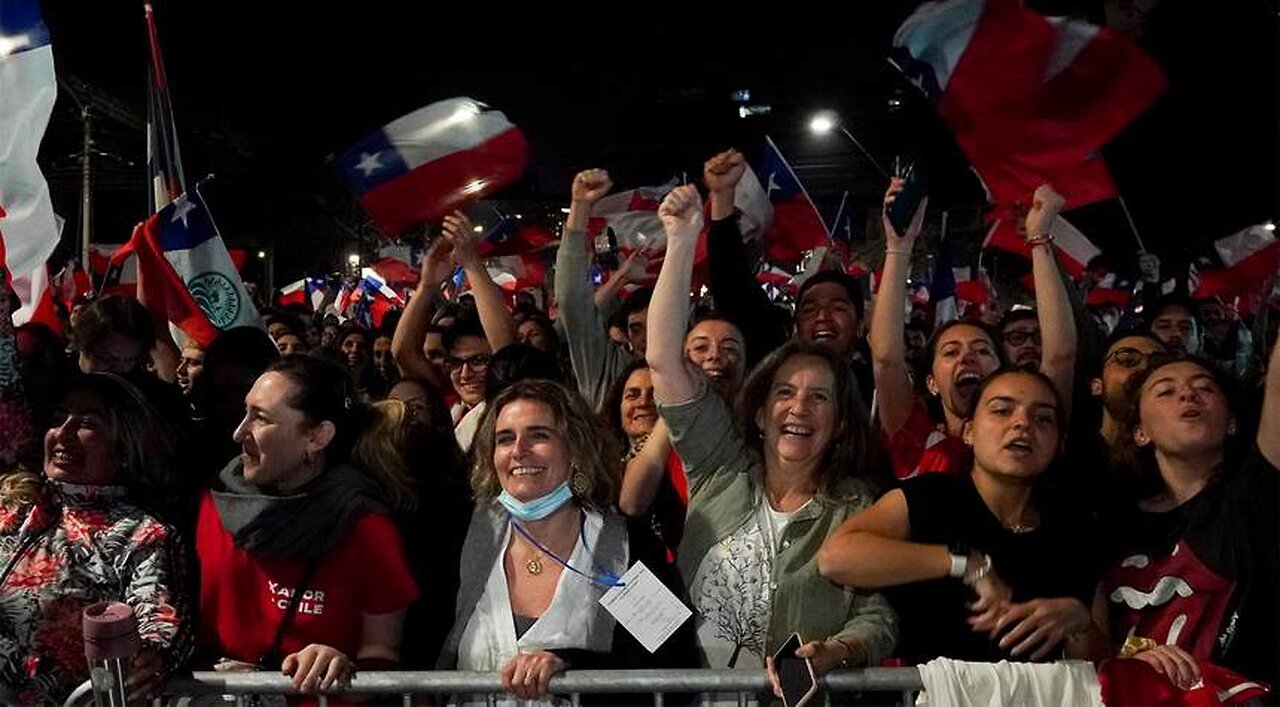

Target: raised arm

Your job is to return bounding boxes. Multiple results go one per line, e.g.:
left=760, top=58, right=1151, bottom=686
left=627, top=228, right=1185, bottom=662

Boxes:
left=555, top=169, right=626, bottom=406
left=647, top=185, right=703, bottom=405
left=705, top=149, right=786, bottom=365
left=391, top=238, right=452, bottom=389
left=443, top=211, right=516, bottom=353
left=1259, top=332, right=1280, bottom=467
left=619, top=418, right=673, bottom=517
left=869, top=180, right=928, bottom=434
left=1025, top=185, right=1077, bottom=413
left=594, top=247, right=648, bottom=311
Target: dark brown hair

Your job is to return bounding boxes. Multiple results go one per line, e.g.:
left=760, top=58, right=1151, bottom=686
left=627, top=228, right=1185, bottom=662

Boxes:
left=735, top=340, right=888, bottom=497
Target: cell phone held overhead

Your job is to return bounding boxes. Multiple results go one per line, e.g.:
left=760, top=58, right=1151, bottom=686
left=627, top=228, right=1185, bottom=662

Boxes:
left=888, top=161, right=928, bottom=237
left=772, top=632, right=818, bottom=707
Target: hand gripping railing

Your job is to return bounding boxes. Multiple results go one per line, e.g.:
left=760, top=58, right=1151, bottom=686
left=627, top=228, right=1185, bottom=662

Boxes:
left=65, top=667, right=925, bottom=706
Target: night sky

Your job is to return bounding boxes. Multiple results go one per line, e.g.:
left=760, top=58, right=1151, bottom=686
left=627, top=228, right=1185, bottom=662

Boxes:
left=35, top=1, right=1279, bottom=291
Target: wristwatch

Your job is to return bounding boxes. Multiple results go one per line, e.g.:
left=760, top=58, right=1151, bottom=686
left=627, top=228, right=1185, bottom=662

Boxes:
left=947, top=541, right=970, bottom=578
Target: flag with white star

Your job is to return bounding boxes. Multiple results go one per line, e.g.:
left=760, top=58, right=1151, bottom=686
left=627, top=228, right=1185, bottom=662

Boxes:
left=335, top=96, right=528, bottom=236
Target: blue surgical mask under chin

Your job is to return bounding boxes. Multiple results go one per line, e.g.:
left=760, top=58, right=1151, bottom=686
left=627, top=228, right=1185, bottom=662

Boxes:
left=498, top=480, right=574, bottom=522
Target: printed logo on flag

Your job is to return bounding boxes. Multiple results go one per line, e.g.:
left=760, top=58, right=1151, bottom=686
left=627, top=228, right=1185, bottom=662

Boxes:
left=187, top=270, right=241, bottom=328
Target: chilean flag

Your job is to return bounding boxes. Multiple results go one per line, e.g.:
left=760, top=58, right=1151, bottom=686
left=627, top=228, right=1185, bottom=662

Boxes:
left=760, top=137, right=829, bottom=265
left=111, top=184, right=260, bottom=347
left=587, top=179, right=679, bottom=284
left=0, top=0, right=59, bottom=330
left=477, top=216, right=557, bottom=257
left=486, top=253, right=548, bottom=293
left=893, top=0, right=1166, bottom=255
left=277, top=276, right=329, bottom=311
left=985, top=213, right=1101, bottom=279
left=89, top=244, right=138, bottom=298
left=337, top=97, right=529, bottom=236
left=1190, top=224, right=1280, bottom=299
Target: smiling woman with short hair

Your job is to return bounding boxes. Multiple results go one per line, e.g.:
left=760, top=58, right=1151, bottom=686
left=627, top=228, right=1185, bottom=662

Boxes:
left=440, top=379, right=695, bottom=706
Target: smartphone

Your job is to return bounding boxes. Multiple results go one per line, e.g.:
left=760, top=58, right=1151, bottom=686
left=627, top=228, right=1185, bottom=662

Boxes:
left=773, top=632, right=817, bottom=707
left=888, top=164, right=928, bottom=236
left=595, top=226, right=620, bottom=271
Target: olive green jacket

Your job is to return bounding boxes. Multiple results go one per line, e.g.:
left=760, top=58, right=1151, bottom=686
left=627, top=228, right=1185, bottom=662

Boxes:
left=660, top=384, right=898, bottom=663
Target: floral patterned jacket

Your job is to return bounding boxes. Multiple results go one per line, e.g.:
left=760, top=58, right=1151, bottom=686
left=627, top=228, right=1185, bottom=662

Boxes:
left=0, top=481, right=191, bottom=705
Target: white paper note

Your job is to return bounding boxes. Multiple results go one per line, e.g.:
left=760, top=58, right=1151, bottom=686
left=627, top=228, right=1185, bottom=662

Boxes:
left=599, top=562, right=692, bottom=653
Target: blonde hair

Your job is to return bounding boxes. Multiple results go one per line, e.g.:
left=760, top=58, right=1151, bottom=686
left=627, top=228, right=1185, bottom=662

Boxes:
left=470, top=380, right=623, bottom=513
left=352, top=399, right=419, bottom=510
left=0, top=467, right=43, bottom=508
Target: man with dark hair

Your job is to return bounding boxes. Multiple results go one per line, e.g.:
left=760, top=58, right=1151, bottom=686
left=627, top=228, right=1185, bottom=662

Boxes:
left=1145, top=295, right=1201, bottom=355
left=442, top=316, right=492, bottom=423
left=620, top=287, right=652, bottom=357
left=795, top=270, right=865, bottom=357
left=998, top=308, right=1043, bottom=369
left=1089, top=329, right=1167, bottom=448
left=794, top=271, right=875, bottom=404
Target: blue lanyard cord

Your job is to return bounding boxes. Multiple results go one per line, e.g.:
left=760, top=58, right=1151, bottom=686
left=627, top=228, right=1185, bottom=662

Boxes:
left=509, top=516, right=626, bottom=588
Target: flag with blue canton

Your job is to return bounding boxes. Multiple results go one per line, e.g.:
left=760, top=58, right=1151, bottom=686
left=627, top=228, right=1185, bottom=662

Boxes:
left=157, top=182, right=261, bottom=333
left=0, top=0, right=51, bottom=52
left=759, top=136, right=830, bottom=264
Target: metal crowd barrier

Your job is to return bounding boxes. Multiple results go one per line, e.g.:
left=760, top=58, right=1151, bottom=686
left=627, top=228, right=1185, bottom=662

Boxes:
left=65, top=667, right=925, bottom=706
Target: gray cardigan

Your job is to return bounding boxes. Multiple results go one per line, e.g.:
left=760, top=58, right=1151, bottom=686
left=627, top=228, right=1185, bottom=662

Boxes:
left=553, top=227, right=635, bottom=411
left=436, top=503, right=631, bottom=669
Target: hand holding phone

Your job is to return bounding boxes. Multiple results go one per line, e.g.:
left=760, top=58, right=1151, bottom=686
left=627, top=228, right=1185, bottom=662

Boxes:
left=769, top=632, right=818, bottom=707
left=887, top=164, right=928, bottom=238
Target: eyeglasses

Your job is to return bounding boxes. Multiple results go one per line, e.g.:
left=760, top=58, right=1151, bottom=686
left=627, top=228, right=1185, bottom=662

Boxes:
left=444, top=354, right=491, bottom=372
left=1105, top=347, right=1165, bottom=370
left=1002, top=330, right=1041, bottom=347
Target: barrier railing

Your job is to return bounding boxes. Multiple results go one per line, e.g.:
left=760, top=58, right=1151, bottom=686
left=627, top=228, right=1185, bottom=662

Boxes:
left=64, top=667, right=925, bottom=706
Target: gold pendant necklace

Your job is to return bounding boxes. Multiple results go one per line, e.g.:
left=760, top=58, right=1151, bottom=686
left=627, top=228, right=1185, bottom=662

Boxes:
left=525, top=555, right=543, bottom=575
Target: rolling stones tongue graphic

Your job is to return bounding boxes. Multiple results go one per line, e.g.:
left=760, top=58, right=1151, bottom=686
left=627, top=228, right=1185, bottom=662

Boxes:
left=1107, top=540, right=1235, bottom=659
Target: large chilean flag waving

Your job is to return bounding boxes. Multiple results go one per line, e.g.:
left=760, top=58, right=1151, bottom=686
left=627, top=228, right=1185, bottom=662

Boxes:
left=336, top=97, right=529, bottom=236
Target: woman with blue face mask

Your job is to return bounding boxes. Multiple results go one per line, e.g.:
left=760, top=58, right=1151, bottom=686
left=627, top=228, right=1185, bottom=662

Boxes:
left=437, top=379, right=697, bottom=705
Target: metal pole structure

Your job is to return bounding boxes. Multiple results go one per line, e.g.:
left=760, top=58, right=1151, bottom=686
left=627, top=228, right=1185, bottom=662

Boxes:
left=838, top=126, right=889, bottom=180
left=79, top=106, right=93, bottom=270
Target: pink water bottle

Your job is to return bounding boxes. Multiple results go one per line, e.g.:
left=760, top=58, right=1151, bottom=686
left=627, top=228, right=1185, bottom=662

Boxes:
left=82, top=602, right=140, bottom=707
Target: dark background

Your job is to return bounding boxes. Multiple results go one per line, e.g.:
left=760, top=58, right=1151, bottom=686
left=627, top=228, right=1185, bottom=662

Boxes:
left=37, top=1, right=1279, bottom=289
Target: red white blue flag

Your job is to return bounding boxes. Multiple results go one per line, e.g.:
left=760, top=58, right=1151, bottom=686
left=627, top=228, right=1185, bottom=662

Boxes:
left=337, top=97, right=529, bottom=236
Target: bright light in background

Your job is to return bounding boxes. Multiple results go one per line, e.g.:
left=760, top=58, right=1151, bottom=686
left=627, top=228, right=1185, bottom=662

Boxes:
left=809, top=112, right=837, bottom=135
left=514, top=214, right=523, bottom=220
left=257, top=250, right=266, bottom=259
left=560, top=207, right=571, bottom=214
left=1266, top=222, right=1275, bottom=232
left=347, top=253, right=360, bottom=266
left=472, top=225, right=484, bottom=233
left=461, top=178, right=487, bottom=195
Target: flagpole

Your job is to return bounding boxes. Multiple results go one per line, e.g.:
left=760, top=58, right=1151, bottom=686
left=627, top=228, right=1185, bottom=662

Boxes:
left=765, top=135, right=832, bottom=240
left=829, top=190, right=849, bottom=235
left=1117, top=194, right=1148, bottom=253
left=838, top=127, right=890, bottom=180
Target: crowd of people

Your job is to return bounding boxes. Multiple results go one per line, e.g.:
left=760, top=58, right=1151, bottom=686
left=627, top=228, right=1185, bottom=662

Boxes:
left=0, top=151, right=1276, bottom=706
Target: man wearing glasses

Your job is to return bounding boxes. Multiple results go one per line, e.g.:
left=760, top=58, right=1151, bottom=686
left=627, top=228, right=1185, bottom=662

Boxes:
left=443, top=317, right=493, bottom=425
left=1090, top=331, right=1168, bottom=449
left=998, top=309, right=1044, bottom=370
